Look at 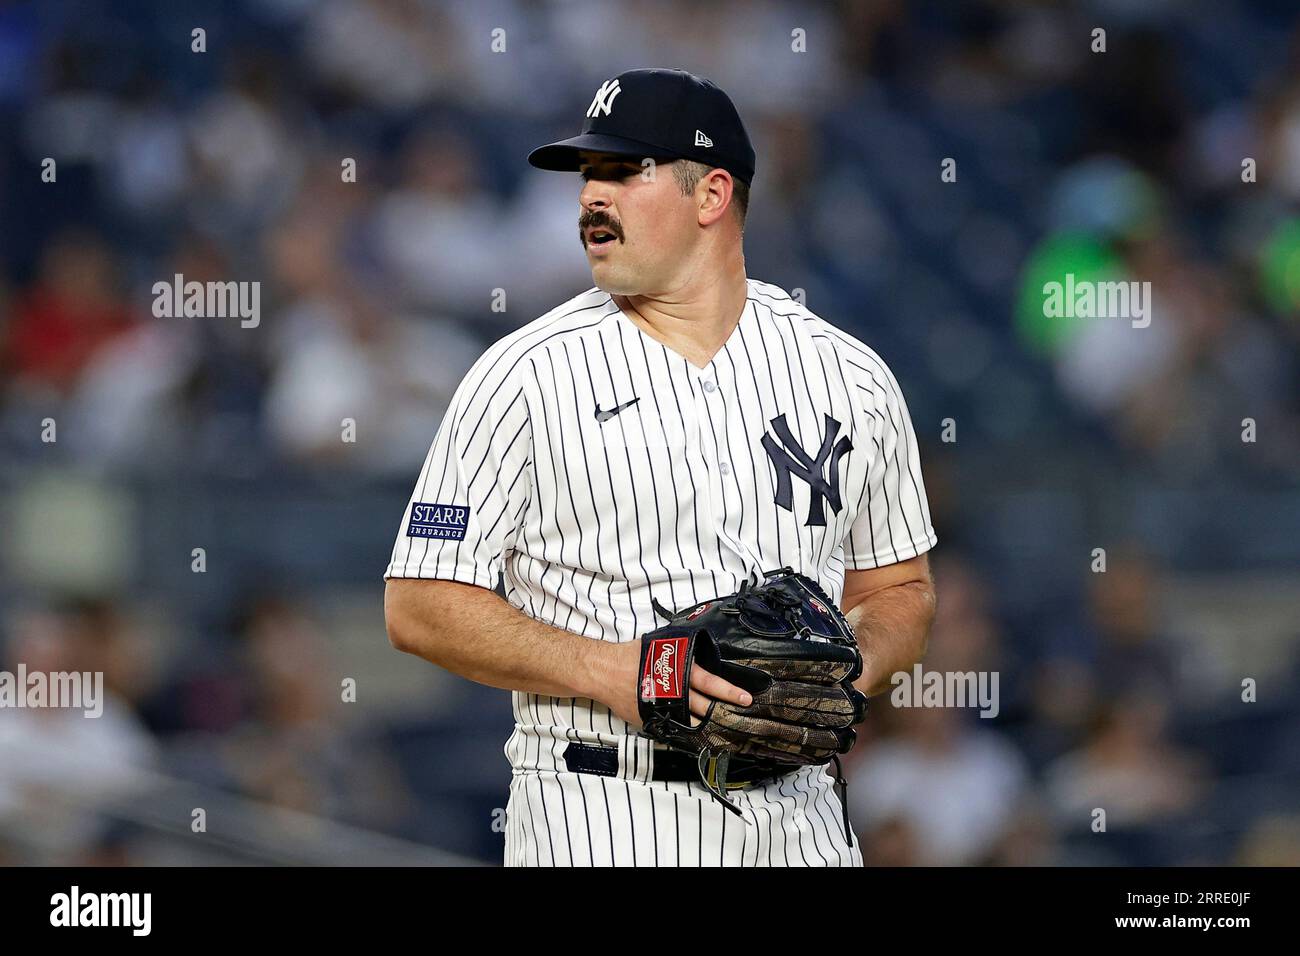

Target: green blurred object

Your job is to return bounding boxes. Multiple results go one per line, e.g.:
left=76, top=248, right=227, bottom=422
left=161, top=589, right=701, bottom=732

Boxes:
left=1015, top=233, right=1123, bottom=355
left=1259, top=218, right=1300, bottom=317
left=4, top=471, right=136, bottom=594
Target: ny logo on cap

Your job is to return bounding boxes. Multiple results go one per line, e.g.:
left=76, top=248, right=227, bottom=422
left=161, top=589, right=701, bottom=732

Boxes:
left=586, top=79, right=622, bottom=118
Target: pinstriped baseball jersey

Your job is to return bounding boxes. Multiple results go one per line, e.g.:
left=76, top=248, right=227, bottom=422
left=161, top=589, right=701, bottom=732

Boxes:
left=385, top=277, right=936, bottom=866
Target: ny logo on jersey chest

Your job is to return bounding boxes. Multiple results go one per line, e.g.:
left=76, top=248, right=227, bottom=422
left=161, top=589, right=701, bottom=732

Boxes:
left=761, top=413, right=852, bottom=527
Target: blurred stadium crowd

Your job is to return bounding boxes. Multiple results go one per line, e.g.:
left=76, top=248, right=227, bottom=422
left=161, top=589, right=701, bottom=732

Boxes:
left=1, top=0, right=1299, bottom=865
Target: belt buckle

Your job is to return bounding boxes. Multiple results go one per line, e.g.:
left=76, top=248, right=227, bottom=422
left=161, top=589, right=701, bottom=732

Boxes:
left=701, top=753, right=749, bottom=791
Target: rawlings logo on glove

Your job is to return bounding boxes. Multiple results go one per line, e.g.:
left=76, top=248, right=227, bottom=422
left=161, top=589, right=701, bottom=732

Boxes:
left=641, top=637, right=687, bottom=699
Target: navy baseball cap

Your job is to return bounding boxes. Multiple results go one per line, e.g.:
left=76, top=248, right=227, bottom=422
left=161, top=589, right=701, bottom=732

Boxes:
left=528, top=68, right=756, bottom=185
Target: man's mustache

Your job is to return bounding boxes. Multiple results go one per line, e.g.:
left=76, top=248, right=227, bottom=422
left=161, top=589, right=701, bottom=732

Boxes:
left=579, top=212, right=624, bottom=244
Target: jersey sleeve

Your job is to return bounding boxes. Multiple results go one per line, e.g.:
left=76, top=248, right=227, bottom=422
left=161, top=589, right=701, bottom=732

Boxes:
left=843, top=351, right=937, bottom=569
left=384, top=349, right=533, bottom=590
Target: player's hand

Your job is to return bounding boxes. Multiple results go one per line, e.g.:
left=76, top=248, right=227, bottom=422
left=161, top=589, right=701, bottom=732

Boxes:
left=594, top=642, right=753, bottom=730
left=688, top=664, right=751, bottom=726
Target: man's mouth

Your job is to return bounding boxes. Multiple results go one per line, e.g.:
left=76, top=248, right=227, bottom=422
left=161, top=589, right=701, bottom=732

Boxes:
left=586, top=227, right=619, bottom=246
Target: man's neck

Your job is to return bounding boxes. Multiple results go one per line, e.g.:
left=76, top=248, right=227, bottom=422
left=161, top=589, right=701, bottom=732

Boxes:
left=613, top=258, right=749, bottom=370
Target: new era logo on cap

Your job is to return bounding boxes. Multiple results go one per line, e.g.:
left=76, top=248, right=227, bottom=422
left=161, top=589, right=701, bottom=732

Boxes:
left=694, top=130, right=713, bottom=147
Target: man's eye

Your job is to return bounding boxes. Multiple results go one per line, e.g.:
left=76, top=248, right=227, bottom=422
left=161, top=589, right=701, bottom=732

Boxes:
left=580, top=166, right=639, bottom=181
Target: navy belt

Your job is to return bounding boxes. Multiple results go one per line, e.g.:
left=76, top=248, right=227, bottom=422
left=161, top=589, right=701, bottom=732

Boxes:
left=562, top=742, right=793, bottom=787
left=561, top=741, right=855, bottom=842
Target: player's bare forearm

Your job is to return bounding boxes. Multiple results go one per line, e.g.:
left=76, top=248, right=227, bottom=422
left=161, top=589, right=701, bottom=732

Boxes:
left=385, top=578, right=615, bottom=701
left=840, top=553, right=937, bottom=697
left=384, top=577, right=751, bottom=728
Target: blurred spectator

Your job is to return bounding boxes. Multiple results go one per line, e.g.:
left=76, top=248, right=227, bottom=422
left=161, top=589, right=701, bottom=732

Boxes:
left=0, top=601, right=159, bottom=864
left=65, top=233, right=270, bottom=470
left=1086, top=551, right=1182, bottom=696
left=1024, top=550, right=1192, bottom=765
left=103, top=73, right=190, bottom=220
left=849, top=705, right=1031, bottom=866
left=371, top=127, right=509, bottom=316
left=263, top=299, right=483, bottom=474
left=262, top=161, right=487, bottom=473
left=199, top=594, right=412, bottom=829
left=4, top=230, right=137, bottom=399
left=187, top=52, right=304, bottom=234
left=1044, top=691, right=1207, bottom=829
left=302, top=0, right=461, bottom=111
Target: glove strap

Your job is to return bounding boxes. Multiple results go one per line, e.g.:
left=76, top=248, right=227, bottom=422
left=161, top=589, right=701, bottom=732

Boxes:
left=830, top=754, right=853, bottom=845
left=696, top=750, right=746, bottom=820
left=650, top=596, right=678, bottom=621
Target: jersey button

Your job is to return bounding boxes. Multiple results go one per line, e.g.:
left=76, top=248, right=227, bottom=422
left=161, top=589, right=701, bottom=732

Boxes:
left=720, top=461, right=731, bottom=476
left=703, top=380, right=717, bottom=393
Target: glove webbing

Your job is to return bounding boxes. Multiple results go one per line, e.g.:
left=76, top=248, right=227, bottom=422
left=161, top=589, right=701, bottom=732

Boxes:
left=651, top=570, right=801, bottom=624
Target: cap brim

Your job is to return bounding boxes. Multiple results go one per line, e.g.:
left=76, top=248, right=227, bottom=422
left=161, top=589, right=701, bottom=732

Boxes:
left=528, top=132, right=676, bottom=172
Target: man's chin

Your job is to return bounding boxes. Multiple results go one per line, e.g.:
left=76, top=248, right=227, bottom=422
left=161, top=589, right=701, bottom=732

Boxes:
left=590, top=268, right=643, bottom=296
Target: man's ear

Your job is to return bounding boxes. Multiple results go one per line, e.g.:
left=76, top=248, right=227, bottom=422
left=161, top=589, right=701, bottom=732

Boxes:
left=698, top=169, right=734, bottom=227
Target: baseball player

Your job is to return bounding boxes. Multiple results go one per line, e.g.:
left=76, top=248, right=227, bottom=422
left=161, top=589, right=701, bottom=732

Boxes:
left=384, top=68, right=937, bottom=867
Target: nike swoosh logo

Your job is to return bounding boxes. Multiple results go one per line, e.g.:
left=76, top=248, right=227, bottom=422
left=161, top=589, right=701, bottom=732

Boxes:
left=594, top=397, right=641, bottom=422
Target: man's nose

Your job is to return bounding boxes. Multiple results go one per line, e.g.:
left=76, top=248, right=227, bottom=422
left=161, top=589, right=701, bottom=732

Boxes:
left=580, top=180, right=612, bottom=212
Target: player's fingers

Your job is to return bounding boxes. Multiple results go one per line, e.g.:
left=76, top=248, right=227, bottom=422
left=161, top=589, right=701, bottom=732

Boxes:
left=689, top=664, right=752, bottom=708
left=687, top=690, right=715, bottom=725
